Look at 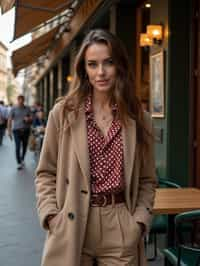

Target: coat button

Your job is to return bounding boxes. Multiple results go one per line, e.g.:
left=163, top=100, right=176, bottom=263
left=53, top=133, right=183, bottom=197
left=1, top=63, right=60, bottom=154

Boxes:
left=66, top=178, right=69, bottom=184
left=81, top=190, right=88, bottom=194
left=68, top=212, right=75, bottom=220
left=146, top=207, right=152, bottom=214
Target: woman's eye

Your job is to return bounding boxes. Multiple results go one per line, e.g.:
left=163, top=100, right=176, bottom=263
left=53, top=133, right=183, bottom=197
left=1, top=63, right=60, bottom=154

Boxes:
left=87, top=62, right=97, bottom=68
left=104, top=59, right=114, bottom=66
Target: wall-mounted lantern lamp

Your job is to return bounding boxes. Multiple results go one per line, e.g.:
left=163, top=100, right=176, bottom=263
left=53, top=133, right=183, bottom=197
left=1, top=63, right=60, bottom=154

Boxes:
left=147, top=25, right=163, bottom=44
left=139, top=24, right=163, bottom=47
left=66, top=75, right=73, bottom=82
left=140, top=33, right=153, bottom=47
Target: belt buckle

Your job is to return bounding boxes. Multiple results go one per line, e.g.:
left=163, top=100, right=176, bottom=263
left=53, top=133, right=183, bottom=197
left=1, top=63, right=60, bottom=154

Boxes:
left=91, top=194, right=107, bottom=207
left=101, top=194, right=107, bottom=207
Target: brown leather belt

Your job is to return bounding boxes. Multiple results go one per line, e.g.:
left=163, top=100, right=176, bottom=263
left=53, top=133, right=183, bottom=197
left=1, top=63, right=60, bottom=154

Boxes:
left=90, top=191, right=125, bottom=207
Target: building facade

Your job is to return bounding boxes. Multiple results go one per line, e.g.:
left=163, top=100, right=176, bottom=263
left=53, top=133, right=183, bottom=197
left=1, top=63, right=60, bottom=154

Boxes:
left=6, top=0, right=200, bottom=188
left=6, top=68, right=21, bottom=104
left=0, top=41, right=8, bottom=102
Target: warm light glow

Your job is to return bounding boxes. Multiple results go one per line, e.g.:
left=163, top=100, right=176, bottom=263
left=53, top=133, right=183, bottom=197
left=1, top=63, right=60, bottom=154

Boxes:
left=145, top=3, right=151, bottom=8
left=147, top=25, right=163, bottom=40
left=140, top=33, right=153, bottom=47
left=66, top=75, right=73, bottom=82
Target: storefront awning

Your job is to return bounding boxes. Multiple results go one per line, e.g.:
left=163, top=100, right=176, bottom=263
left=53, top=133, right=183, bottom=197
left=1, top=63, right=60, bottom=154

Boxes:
left=12, top=26, right=59, bottom=76
left=0, top=0, right=15, bottom=14
left=14, top=0, right=73, bottom=39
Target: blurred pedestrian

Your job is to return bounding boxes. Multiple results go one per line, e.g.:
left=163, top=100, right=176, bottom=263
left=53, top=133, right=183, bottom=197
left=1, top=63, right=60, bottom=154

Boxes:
left=32, top=110, right=46, bottom=129
left=0, top=100, right=8, bottom=145
left=7, top=95, right=32, bottom=170
left=31, top=101, right=44, bottom=120
left=35, top=29, right=156, bottom=266
left=32, top=110, right=46, bottom=151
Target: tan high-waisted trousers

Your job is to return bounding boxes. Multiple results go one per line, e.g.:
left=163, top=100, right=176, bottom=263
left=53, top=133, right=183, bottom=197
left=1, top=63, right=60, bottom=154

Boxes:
left=81, top=202, right=142, bottom=266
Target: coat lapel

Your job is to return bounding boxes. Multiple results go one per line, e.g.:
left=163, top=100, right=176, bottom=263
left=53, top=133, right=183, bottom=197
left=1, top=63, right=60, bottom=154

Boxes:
left=68, top=107, right=90, bottom=188
left=123, top=118, right=136, bottom=194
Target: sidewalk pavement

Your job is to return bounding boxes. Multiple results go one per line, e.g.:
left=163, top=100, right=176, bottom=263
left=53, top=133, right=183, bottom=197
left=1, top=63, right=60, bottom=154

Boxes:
left=0, top=136, right=45, bottom=266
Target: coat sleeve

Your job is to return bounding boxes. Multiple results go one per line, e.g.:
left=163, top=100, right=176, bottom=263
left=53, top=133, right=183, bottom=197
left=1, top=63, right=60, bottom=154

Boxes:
left=35, top=109, right=60, bottom=230
left=134, top=112, right=157, bottom=234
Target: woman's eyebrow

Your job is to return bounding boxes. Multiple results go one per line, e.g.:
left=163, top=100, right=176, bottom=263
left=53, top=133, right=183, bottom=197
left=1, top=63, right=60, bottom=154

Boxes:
left=87, top=57, right=112, bottom=62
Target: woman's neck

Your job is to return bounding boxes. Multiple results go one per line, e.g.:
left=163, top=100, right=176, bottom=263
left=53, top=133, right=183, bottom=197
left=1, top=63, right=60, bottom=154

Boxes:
left=92, top=91, right=111, bottom=110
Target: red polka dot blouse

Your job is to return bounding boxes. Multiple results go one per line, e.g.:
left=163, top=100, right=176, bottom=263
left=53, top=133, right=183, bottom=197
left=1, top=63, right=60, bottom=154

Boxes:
left=85, top=96, right=125, bottom=194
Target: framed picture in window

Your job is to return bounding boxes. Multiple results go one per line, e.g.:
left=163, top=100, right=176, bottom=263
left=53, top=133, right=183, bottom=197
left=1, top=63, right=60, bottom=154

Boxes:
left=150, top=51, right=164, bottom=118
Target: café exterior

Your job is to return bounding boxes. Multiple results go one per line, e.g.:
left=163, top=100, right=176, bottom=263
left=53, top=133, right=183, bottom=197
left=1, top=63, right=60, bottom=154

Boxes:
left=1, top=0, right=200, bottom=188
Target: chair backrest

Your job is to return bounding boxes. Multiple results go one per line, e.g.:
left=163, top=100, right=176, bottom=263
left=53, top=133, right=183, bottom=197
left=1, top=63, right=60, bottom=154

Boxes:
left=158, top=178, right=181, bottom=188
left=175, top=210, right=200, bottom=266
left=156, top=168, right=181, bottom=188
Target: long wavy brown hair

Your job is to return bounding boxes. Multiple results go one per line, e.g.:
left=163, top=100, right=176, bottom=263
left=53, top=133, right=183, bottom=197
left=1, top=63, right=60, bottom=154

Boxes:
left=62, top=29, right=150, bottom=148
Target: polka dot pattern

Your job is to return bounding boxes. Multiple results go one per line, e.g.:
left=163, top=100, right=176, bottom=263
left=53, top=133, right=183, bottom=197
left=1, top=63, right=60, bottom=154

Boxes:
left=85, top=96, right=125, bottom=194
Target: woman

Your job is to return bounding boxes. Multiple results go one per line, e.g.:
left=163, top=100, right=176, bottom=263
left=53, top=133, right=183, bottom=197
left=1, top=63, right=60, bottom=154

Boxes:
left=35, top=29, right=156, bottom=266
left=32, top=111, right=46, bottom=151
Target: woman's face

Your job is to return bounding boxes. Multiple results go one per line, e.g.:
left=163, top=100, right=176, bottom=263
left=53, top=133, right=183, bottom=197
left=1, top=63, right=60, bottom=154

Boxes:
left=84, top=43, right=116, bottom=94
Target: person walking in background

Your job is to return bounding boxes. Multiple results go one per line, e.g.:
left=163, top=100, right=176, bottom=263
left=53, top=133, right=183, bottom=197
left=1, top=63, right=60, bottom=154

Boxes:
left=35, top=29, right=156, bottom=266
left=32, top=110, right=46, bottom=129
left=31, top=101, right=44, bottom=121
left=0, top=106, right=4, bottom=145
left=7, top=95, right=32, bottom=170
left=32, top=110, right=46, bottom=151
left=0, top=100, right=8, bottom=146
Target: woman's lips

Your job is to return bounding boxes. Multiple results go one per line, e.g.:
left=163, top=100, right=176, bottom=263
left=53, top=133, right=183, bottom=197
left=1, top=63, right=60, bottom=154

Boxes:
left=96, top=80, right=109, bottom=85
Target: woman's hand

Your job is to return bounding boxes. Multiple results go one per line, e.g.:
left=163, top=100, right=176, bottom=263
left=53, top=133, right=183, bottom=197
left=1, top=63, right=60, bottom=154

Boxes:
left=47, top=212, right=63, bottom=234
left=47, top=214, right=57, bottom=229
left=137, top=222, right=146, bottom=236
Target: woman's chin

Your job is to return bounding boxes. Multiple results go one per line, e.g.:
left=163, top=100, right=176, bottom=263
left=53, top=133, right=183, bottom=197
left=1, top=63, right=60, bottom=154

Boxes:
left=93, top=86, right=111, bottom=93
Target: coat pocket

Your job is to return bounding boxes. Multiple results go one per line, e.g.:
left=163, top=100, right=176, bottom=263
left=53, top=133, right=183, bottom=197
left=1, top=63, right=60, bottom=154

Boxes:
left=49, top=211, right=65, bottom=236
left=117, top=204, right=142, bottom=252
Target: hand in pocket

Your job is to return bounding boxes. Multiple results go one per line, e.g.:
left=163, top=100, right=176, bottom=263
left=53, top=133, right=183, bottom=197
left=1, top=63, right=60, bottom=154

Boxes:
left=48, top=214, right=61, bottom=234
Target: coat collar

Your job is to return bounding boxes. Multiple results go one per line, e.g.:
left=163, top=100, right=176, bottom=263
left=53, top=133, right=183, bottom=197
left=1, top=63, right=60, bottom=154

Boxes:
left=67, top=106, right=136, bottom=192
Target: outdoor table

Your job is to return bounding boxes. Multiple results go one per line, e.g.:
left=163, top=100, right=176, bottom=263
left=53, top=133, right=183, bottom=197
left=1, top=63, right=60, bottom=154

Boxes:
left=153, top=188, right=200, bottom=265
left=153, top=187, right=200, bottom=215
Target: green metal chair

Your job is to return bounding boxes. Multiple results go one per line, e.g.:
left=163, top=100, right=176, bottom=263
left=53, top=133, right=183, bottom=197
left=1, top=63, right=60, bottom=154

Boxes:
left=163, top=210, right=200, bottom=266
left=147, top=177, right=181, bottom=261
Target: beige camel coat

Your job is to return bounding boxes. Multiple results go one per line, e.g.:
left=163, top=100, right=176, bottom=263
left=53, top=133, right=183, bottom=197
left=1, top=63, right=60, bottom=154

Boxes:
left=35, top=101, right=156, bottom=266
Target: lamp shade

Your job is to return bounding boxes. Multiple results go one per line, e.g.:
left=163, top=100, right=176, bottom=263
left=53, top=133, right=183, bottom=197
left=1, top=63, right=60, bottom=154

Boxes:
left=140, top=33, right=153, bottom=47
left=147, top=25, right=162, bottom=40
left=66, top=75, right=73, bottom=82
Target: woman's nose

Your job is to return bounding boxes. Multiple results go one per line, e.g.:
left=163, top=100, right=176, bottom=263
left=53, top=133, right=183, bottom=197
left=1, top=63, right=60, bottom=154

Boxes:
left=97, top=64, right=105, bottom=75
